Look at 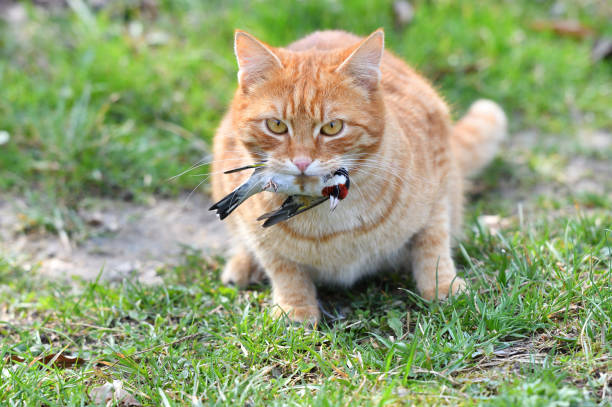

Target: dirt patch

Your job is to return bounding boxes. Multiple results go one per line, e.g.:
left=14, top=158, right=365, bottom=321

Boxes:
left=0, top=194, right=229, bottom=283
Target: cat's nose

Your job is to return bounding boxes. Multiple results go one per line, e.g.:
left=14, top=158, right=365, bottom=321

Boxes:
left=292, top=157, right=312, bottom=173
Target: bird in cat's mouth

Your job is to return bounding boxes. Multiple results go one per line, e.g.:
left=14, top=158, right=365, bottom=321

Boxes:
left=209, top=163, right=350, bottom=227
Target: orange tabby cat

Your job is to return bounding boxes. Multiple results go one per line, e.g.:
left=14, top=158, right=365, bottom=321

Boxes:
left=211, top=29, right=506, bottom=322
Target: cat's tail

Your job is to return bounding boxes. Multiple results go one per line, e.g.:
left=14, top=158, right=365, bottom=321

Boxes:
left=451, top=99, right=507, bottom=176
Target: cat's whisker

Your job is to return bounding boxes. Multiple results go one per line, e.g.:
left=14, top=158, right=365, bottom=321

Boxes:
left=342, top=157, right=436, bottom=187
left=171, top=148, right=270, bottom=182
left=168, top=159, right=211, bottom=181
left=183, top=175, right=211, bottom=207
left=341, top=161, right=407, bottom=189
left=169, top=156, right=257, bottom=181
left=180, top=157, right=268, bottom=205
left=347, top=177, right=367, bottom=204
left=188, top=169, right=234, bottom=177
left=220, top=150, right=268, bottom=160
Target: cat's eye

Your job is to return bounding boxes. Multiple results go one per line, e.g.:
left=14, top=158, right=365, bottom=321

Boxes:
left=266, top=118, right=288, bottom=134
left=321, top=120, right=343, bottom=136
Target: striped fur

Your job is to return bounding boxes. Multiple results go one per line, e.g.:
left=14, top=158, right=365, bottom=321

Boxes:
left=211, top=30, right=507, bottom=322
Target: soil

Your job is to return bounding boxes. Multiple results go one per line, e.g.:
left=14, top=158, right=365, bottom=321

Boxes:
left=0, top=194, right=229, bottom=283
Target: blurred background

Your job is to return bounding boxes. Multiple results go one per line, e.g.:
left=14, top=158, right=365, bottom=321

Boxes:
left=0, top=0, right=610, bottom=273
left=1, top=2, right=611, bottom=404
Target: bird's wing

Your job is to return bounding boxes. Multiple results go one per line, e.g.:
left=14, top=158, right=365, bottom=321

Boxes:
left=209, top=171, right=264, bottom=219
left=257, top=195, right=328, bottom=228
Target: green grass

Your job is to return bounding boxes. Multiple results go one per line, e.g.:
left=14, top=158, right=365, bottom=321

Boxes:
left=1, top=215, right=610, bottom=405
left=1, top=0, right=610, bottom=210
left=1, top=0, right=611, bottom=405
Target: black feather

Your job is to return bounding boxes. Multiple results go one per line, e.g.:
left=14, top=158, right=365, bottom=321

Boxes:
left=257, top=196, right=328, bottom=227
left=209, top=184, right=250, bottom=220
left=223, top=161, right=267, bottom=174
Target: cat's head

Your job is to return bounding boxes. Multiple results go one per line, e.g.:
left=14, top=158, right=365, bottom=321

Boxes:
left=231, top=29, right=385, bottom=179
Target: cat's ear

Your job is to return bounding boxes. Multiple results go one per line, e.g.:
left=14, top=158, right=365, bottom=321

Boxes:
left=336, top=29, right=384, bottom=91
left=234, top=30, right=283, bottom=91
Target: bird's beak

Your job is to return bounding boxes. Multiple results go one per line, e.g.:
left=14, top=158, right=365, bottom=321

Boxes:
left=329, top=195, right=339, bottom=211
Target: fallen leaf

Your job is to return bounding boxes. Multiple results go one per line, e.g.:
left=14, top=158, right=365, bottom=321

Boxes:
left=6, top=355, right=25, bottom=363
left=90, top=380, right=141, bottom=406
left=5, top=353, right=86, bottom=369
left=531, top=19, right=594, bottom=39
left=36, top=353, right=85, bottom=368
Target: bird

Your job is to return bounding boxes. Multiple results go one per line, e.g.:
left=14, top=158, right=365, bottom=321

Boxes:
left=256, top=167, right=350, bottom=227
left=209, top=164, right=350, bottom=226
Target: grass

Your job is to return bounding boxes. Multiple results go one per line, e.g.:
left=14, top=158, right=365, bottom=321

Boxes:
left=1, top=215, right=610, bottom=405
left=1, top=0, right=611, bottom=405
left=1, top=0, right=610, bottom=212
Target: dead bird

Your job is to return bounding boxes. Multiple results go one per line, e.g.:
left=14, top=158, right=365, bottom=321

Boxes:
left=257, top=168, right=350, bottom=227
left=209, top=165, right=350, bottom=225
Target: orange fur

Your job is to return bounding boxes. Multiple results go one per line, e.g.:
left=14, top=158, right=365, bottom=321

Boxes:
left=211, top=29, right=506, bottom=322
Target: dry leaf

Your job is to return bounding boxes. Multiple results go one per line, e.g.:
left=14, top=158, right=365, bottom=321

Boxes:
left=6, top=355, right=25, bottom=363
left=36, top=353, right=85, bottom=368
left=531, top=19, right=594, bottom=39
left=6, top=353, right=86, bottom=369
left=90, top=380, right=141, bottom=406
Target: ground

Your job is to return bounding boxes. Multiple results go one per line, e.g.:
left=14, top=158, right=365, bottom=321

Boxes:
left=0, top=0, right=611, bottom=406
left=1, top=194, right=227, bottom=283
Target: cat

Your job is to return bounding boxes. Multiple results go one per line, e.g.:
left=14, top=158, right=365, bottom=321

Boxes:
left=211, top=29, right=506, bottom=322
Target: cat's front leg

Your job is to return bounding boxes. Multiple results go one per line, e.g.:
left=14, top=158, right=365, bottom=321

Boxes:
left=259, top=254, right=320, bottom=323
left=221, top=246, right=265, bottom=288
left=410, top=198, right=465, bottom=300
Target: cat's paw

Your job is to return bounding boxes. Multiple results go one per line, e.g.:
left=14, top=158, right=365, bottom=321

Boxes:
left=420, top=277, right=466, bottom=301
left=272, top=301, right=320, bottom=324
left=221, top=250, right=265, bottom=288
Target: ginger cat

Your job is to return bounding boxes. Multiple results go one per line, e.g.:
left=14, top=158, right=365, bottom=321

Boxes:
left=211, top=29, right=506, bottom=322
